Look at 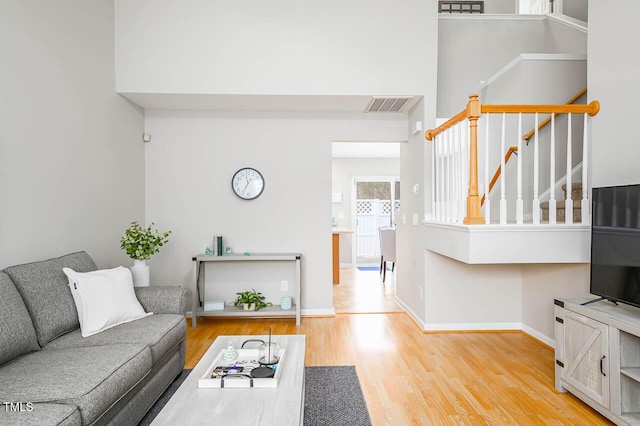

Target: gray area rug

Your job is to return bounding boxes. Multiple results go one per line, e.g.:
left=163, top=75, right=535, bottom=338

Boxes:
left=304, top=365, right=372, bottom=426
left=137, top=365, right=371, bottom=426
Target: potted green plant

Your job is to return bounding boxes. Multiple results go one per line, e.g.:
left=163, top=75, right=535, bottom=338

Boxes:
left=120, top=221, right=171, bottom=287
left=233, top=289, right=272, bottom=311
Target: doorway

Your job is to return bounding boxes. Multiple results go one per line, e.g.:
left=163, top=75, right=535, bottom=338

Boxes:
left=352, top=177, right=400, bottom=266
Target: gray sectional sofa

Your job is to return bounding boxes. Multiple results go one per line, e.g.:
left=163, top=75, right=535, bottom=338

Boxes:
left=0, top=252, right=189, bottom=426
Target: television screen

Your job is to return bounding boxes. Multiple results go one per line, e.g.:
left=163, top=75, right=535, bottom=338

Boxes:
left=590, top=184, right=640, bottom=308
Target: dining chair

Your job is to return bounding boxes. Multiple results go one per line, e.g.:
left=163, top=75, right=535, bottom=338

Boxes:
left=378, top=226, right=396, bottom=282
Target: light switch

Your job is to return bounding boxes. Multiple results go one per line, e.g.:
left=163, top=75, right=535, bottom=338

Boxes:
left=412, top=213, right=419, bottom=226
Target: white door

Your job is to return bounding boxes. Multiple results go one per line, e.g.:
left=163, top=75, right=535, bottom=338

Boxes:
left=353, top=178, right=400, bottom=263
left=562, top=311, right=610, bottom=409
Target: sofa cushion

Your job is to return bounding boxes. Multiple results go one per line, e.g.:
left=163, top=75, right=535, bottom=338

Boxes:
left=0, top=344, right=151, bottom=426
left=0, top=403, right=81, bottom=426
left=62, top=266, right=152, bottom=337
left=45, top=314, right=186, bottom=364
left=0, top=272, right=40, bottom=366
left=5, top=252, right=97, bottom=346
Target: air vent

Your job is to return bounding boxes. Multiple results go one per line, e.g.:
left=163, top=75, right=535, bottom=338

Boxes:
left=365, top=97, right=412, bottom=113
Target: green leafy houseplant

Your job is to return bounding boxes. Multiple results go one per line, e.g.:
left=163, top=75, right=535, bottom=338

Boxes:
left=233, top=289, right=272, bottom=311
left=120, top=221, right=172, bottom=261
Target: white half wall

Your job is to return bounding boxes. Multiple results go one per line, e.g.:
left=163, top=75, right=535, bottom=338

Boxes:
left=0, top=0, right=144, bottom=269
left=424, top=250, right=522, bottom=329
left=521, top=263, right=590, bottom=346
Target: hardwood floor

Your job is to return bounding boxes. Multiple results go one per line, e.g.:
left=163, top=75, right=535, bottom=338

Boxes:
left=185, top=267, right=611, bottom=425
left=333, top=266, right=403, bottom=313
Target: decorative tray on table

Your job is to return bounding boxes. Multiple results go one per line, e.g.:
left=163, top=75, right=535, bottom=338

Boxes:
left=198, top=348, right=286, bottom=389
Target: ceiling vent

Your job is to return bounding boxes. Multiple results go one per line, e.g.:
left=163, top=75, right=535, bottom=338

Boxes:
left=365, top=96, right=413, bottom=113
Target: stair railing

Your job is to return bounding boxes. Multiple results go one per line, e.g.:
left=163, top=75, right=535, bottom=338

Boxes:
left=426, top=94, right=600, bottom=225
left=478, top=88, right=588, bottom=215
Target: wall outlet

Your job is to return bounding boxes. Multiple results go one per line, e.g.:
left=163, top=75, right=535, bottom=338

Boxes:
left=281, top=280, right=288, bottom=291
left=419, top=286, right=423, bottom=300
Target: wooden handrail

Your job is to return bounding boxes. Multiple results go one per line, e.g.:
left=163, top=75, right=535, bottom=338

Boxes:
left=424, top=93, right=601, bottom=225
left=481, top=100, right=600, bottom=116
left=522, top=88, right=588, bottom=141
left=425, top=108, right=467, bottom=141
left=480, top=146, right=518, bottom=206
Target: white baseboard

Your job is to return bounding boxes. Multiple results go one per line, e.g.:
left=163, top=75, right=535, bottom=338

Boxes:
left=522, top=323, right=555, bottom=348
left=301, top=308, right=336, bottom=317
left=395, top=297, right=426, bottom=329
left=423, top=322, right=522, bottom=331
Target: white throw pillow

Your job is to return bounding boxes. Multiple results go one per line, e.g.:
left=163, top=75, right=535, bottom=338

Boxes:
left=63, top=266, right=152, bottom=337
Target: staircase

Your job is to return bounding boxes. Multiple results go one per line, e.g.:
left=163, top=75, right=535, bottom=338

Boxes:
left=540, top=183, right=583, bottom=223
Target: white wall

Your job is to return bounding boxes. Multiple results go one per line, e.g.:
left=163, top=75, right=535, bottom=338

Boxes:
left=145, top=111, right=409, bottom=312
left=521, top=263, right=590, bottom=345
left=588, top=0, right=640, bottom=188
left=437, top=15, right=587, bottom=118
left=396, top=99, right=430, bottom=322
left=562, top=0, right=588, bottom=22
left=115, top=0, right=431, bottom=97
left=484, top=0, right=517, bottom=14
left=331, top=157, right=400, bottom=264
left=424, top=251, right=522, bottom=329
left=0, top=0, right=144, bottom=269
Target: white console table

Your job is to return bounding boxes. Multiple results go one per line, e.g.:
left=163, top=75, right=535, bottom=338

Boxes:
left=555, top=298, right=640, bottom=425
left=192, top=253, right=301, bottom=327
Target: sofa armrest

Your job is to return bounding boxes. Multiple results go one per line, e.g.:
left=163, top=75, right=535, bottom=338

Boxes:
left=134, top=286, right=190, bottom=316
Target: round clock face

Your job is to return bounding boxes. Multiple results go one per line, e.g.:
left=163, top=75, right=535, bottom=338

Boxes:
left=231, top=168, right=265, bottom=200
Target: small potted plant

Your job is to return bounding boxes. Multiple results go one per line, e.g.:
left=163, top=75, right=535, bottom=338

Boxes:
left=233, top=289, right=272, bottom=311
left=120, top=221, right=171, bottom=287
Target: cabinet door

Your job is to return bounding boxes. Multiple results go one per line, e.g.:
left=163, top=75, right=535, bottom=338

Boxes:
left=562, top=311, right=610, bottom=408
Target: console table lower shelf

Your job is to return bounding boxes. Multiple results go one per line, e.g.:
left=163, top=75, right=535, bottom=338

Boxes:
left=197, top=305, right=298, bottom=319
left=192, top=253, right=302, bottom=327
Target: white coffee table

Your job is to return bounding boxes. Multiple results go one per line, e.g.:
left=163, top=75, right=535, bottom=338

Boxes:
left=151, top=334, right=306, bottom=426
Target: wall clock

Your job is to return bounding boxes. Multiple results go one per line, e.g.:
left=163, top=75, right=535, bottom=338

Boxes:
left=231, top=167, right=265, bottom=200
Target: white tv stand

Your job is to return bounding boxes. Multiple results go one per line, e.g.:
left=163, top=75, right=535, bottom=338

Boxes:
left=555, top=298, right=640, bottom=425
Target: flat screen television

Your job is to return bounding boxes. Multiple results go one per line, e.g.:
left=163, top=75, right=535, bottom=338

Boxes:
left=590, top=184, right=640, bottom=308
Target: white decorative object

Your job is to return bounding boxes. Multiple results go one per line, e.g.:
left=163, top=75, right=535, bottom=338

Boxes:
left=280, top=296, right=292, bottom=310
left=62, top=266, right=152, bottom=337
left=222, top=342, right=237, bottom=362
left=130, top=260, right=150, bottom=287
left=204, top=300, right=225, bottom=311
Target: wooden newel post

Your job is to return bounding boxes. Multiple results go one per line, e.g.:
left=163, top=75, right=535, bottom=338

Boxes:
left=464, top=94, right=485, bottom=225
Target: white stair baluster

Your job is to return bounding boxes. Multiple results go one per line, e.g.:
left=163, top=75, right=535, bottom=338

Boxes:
left=549, top=115, right=557, bottom=224
left=452, top=124, right=459, bottom=223
left=458, top=122, right=464, bottom=223
left=565, top=113, right=573, bottom=224
left=462, top=119, right=469, bottom=221
left=484, top=113, right=490, bottom=224
left=532, top=113, right=540, bottom=224
left=581, top=113, right=589, bottom=224
left=431, top=131, right=436, bottom=221
left=516, top=112, right=524, bottom=224
left=434, top=134, right=440, bottom=221
left=438, top=134, right=444, bottom=221
left=500, top=112, right=507, bottom=224
left=445, top=130, right=451, bottom=223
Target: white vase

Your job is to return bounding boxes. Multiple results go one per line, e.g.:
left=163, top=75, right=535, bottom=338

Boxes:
left=130, top=260, right=150, bottom=287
